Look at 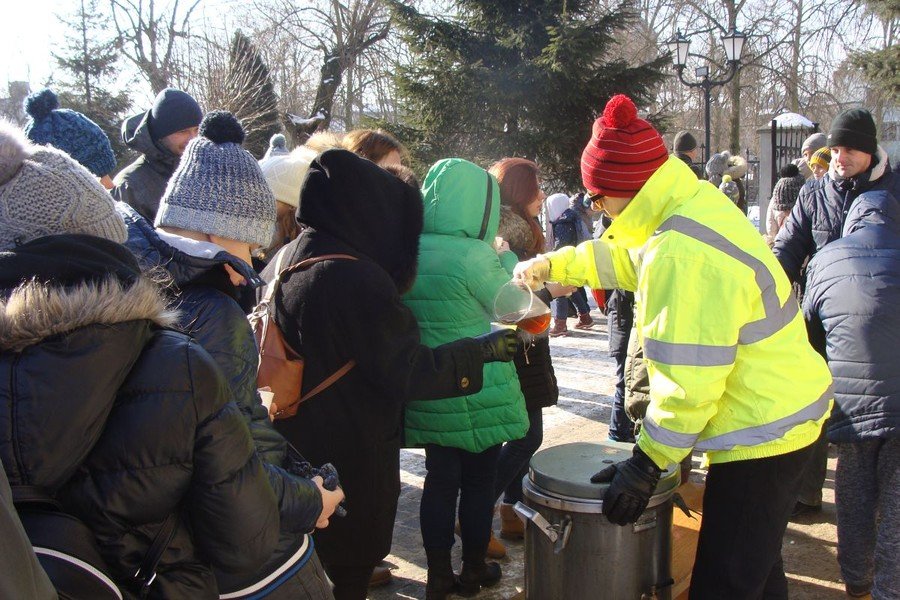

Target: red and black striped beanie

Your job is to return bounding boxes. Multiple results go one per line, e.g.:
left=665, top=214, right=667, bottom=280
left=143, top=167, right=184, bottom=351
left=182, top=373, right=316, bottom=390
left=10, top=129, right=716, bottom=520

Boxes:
left=581, top=95, right=668, bottom=196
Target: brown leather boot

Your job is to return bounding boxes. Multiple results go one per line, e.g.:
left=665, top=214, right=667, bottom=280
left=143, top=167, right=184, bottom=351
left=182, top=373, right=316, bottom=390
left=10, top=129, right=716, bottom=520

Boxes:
left=455, top=521, right=506, bottom=558
left=368, top=565, right=392, bottom=588
left=574, top=312, right=594, bottom=330
left=548, top=319, right=568, bottom=337
left=499, top=502, right=524, bottom=540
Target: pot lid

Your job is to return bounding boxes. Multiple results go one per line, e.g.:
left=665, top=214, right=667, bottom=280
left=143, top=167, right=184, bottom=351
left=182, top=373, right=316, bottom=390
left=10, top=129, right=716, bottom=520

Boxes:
left=528, top=441, right=680, bottom=500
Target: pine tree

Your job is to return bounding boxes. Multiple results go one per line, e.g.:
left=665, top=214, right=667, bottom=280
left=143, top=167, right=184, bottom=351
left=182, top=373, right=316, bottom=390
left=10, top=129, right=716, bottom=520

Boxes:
left=224, top=31, right=281, bottom=159
left=53, top=0, right=132, bottom=170
left=387, top=0, right=668, bottom=189
left=850, top=0, right=899, bottom=103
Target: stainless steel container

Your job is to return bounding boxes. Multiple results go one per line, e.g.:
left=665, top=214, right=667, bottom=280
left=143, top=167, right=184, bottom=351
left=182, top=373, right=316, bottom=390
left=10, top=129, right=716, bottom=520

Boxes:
left=517, top=441, right=679, bottom=600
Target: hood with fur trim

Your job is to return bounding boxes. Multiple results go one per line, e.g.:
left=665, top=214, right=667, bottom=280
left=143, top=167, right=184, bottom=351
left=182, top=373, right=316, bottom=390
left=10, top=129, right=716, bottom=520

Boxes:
left=0, top=276, right=176, bottom=353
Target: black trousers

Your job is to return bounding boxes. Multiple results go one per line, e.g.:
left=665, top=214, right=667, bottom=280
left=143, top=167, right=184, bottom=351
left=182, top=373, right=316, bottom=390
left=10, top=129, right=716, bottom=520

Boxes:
left=690, top=443, right=816, bottom=600
left=420, top=443, right=502, bottom=556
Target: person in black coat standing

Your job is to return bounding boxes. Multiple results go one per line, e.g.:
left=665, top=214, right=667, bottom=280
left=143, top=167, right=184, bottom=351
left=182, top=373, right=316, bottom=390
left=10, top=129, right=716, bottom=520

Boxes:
left=118, top=112, right=342, bottom=599
left=263, top=149, right=518, bottom=600
left=0, top=121, right=279, bottom=598
left=802, top=190, right=900, bottom=599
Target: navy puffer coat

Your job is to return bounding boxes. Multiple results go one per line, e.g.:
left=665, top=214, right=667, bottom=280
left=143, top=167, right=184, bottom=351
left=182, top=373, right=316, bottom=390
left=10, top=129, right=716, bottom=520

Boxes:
left=117, top=204, right=324, bottom=591
left=774, top=146, right=900, bottom=283
left=803, top=190, right=900, bottom=443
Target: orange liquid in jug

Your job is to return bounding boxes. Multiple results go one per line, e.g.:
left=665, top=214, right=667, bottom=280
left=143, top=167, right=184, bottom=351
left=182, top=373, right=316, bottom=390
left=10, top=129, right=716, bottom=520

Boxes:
left=517, top=313, right=551, bottom=334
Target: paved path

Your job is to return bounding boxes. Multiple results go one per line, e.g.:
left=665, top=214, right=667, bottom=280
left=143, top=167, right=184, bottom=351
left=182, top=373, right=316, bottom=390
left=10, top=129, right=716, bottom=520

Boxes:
left=368, top=308, right=844, bottom=599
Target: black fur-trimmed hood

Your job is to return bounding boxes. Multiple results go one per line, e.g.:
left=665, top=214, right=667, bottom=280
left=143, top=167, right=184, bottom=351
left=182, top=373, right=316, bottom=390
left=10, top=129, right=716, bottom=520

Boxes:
left=296, top=149, right=423, bottom=292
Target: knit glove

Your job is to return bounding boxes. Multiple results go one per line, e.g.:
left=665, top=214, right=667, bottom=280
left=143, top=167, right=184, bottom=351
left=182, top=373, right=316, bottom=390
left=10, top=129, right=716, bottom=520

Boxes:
left=590, top=446, right=662, bottom=525
left=475, top=329, right=521, bottom=363
left=513, top=255, right=551, bottom=290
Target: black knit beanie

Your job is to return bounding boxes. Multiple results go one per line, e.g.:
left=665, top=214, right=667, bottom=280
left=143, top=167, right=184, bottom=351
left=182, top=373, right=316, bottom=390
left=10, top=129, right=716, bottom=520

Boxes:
left=148, top=88, right=203, bottom=143
left=673, top=130, right=698, bottom=153
left=827, top=108, right=877, bottom=155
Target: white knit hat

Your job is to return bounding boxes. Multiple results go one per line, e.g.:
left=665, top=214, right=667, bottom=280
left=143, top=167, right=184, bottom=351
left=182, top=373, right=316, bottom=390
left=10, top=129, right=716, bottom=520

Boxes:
left=0, top=120, right=126, bottom=251
left=546, top=193, right=570, bottom=223
left=258, top=146, right=318, bottom=208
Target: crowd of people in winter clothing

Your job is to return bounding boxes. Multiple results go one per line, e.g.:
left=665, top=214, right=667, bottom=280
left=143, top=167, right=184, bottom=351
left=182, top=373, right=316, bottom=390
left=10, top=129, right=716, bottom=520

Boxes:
left=1, top=81, right=897, bottom=600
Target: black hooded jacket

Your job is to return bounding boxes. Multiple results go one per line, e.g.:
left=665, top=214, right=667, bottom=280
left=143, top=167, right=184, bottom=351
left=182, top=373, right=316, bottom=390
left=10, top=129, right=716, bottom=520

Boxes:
left=112, top=112, right=181, bottom=222
left=0, top=236, right=279, bottom=599
left=263, top=150, right=484, bottom=568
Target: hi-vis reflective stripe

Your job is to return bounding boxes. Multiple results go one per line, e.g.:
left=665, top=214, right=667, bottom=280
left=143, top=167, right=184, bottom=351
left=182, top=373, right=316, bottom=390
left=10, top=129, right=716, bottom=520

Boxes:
left=644, top=338, right=737, bottom=366
left=656, top=215, right=800, bottom=345
left=642, top=385, right=832, bottom=452
left=592, top=243, right=620, bottom=289
left=694, top=385, right=832, bottom=451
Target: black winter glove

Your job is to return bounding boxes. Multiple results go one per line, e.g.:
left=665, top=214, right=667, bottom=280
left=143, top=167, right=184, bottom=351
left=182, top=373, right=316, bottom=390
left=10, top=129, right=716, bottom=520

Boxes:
left=590, top=446, right=662, bottom=526
left=475, top=329, right=521, bottom=363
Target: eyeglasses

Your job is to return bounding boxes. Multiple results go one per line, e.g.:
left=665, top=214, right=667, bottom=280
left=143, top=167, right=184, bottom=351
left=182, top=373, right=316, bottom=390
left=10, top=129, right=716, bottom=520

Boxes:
left=585, top=190, right=605, bottom=209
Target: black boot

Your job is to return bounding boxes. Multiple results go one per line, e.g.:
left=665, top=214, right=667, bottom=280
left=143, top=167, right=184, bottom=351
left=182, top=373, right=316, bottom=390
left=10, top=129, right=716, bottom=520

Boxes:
left=457, top=551, right=502, bottom=597
left=424, top=548, right=457, bottom=600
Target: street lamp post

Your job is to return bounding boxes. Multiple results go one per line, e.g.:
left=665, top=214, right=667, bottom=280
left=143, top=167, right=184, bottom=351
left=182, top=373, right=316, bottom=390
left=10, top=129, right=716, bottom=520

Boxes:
left=666, top=28, right=746, bottom=164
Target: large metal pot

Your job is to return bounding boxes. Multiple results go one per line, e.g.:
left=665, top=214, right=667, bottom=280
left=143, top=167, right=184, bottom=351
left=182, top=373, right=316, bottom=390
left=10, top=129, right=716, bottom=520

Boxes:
left=517, top=441, right=679, bottom=600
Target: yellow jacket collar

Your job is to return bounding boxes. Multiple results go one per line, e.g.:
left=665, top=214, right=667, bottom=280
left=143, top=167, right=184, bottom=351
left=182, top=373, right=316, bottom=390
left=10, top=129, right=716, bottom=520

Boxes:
left=602, top=156, right=702, bottom=249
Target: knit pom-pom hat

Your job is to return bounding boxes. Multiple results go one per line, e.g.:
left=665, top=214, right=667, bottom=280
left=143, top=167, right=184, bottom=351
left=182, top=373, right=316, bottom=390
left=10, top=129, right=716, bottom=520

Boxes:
left=23, top=88, right=116, bottom=178
left=581, top=94, right=668, bottom=196
left=0, top=120, right=126, bottom=251
left=154, top=111, right=276, bottom=247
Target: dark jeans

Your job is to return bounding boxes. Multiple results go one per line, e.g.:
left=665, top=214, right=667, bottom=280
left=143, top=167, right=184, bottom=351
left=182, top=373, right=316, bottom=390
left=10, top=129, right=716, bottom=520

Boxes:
left=321, top=563, right=373, bottom=600
left=690, top=443, right=815, bottom=599
left=494, top=409, right=543, bottom=504
left=420, top=444, right=502, bottom=555
left=551, top=287, right=590, bottom=319
left=608, top=353, right=635, bottom=442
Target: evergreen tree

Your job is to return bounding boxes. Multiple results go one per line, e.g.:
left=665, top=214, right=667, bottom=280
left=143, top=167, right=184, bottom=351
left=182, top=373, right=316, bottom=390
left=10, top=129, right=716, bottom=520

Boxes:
left=387, top=0, right=668, bottom=189
left=224, top=31, right=281, bottom=159
left=850, top=0, right=899, bottom=103
left=53, top=0, right=132, bottom=171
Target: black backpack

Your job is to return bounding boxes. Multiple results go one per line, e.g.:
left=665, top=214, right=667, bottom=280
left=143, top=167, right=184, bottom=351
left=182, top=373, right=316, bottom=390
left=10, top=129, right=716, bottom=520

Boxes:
left=13, top=485, right=176, bottom=600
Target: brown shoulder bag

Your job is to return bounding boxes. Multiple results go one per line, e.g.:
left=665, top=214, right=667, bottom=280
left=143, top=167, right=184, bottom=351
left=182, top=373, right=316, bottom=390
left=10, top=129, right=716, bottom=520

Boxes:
left=249, top=247, right=356, bottom=420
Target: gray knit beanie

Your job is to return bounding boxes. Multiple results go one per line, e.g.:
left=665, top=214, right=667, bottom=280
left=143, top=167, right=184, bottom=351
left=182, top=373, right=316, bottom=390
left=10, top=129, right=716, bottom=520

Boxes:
left=0, top=120, right=126, bottom=251
left=155, top=111, right=276, bottom=247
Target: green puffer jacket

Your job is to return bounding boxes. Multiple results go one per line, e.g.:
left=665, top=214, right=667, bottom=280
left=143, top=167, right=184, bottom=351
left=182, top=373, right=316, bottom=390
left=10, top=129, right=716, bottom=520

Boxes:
left=403, top=159, right=528, bottom=452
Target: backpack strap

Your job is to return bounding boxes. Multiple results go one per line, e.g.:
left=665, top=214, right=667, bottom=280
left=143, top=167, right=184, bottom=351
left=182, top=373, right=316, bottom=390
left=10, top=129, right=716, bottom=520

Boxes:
left=11, top=485, right=61, bottom=510
left=133, top=513, right=178, bottom=599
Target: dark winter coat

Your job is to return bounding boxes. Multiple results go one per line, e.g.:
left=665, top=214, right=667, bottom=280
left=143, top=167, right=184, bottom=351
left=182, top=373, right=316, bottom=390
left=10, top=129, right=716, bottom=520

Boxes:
left=116, top=204, right=324, bottom=590
left=262, top=149, right=484, bottom=569
left=499, top=206, right=559, bottom=412
left=774, top=146, right=900, bottom=284
left=112, top=112, right=181, bottom=222
left=551, top=208, right=580, bottom=250
left=0, top=235, right=279, bottom=599
left=674, top=151, right=705, bottom=180
left=802, top=191, right=900, bottom=443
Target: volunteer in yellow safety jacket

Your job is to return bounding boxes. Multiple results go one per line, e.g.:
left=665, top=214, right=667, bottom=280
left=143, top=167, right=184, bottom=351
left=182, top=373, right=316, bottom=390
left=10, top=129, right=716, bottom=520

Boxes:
left=515, top=95, right=833, bottom=600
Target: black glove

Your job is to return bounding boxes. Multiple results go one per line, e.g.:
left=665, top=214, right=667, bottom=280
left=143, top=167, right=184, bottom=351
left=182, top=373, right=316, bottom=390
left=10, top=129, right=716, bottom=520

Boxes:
left=475, top=329, right=521, bottom=362
left=590, top=446, right=662, bottom=526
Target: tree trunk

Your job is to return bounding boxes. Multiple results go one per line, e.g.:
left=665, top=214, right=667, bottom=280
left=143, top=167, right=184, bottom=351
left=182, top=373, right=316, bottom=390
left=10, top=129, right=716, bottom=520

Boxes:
left=309, top=49, right=343, bottom=129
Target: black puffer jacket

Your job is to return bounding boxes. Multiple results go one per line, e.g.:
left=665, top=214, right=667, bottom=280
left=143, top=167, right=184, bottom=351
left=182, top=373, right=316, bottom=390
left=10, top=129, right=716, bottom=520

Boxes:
left=116, top=205, right=324, bottom=587
left=0, top=236, right=279, bottom=599
left=112, top=112, right=181, bottom=222
left=774, top=146, right=900, bottom=284
left=498, top=206, right=558, bottom=411
left=803, top=191, right=900, bottom=443
left=264, top=149, right=485, bottom=569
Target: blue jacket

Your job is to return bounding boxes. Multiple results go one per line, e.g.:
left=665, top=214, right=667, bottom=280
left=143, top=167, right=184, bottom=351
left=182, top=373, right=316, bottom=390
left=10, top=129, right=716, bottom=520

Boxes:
left=803, top=190, right=900, bottom=443
left=116, top=203, right=323, bottom=590
left=774, top=146, right=900, bottom=283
